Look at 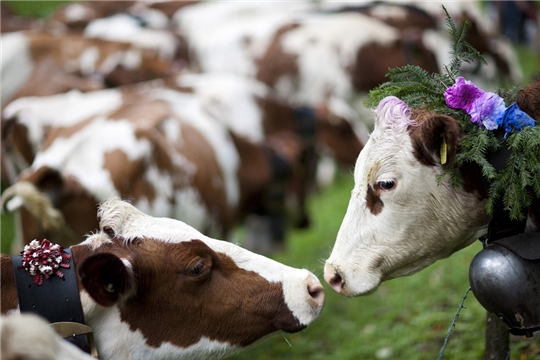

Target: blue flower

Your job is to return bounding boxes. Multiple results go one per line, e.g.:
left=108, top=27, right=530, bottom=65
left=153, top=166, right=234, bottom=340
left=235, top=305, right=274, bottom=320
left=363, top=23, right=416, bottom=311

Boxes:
left=469, top=92, right=506, bottom=130
left=497, top=102, right=536, bottom=132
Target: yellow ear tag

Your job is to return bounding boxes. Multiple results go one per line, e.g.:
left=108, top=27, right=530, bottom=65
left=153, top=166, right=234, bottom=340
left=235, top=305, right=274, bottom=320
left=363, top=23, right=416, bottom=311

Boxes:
left=440, top=135, right=447, bottom=165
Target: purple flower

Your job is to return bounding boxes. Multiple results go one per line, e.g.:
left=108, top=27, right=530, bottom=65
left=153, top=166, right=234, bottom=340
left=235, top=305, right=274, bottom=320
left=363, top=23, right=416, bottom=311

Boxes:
left=469, top=92, right=506, bottom=130
left=498, top=102, right=536, bottom=132
left=444, top=77, right=509, bottom=130
left=444, top=77, right=484, bottom=113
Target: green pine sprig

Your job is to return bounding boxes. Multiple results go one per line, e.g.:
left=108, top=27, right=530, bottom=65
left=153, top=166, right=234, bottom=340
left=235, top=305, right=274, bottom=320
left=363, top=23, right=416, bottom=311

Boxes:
left=364, top=5, right=540, bottom=220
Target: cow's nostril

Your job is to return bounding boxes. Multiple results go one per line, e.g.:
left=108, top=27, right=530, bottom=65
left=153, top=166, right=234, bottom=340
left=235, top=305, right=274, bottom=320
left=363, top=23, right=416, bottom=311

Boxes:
left=328, top=273, right=343, bottom=293
left=307, top=282, right=325, bottom=303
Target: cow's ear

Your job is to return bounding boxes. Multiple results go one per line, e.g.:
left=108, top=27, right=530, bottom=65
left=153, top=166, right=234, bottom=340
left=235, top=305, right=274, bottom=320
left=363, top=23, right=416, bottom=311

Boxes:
left=410, top=114, right=460, bottom=168
left=78, top=253, right=134, bottom=307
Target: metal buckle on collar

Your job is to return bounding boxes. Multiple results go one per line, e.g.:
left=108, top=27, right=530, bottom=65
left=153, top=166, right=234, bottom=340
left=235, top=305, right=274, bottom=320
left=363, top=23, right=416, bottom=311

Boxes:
left=50, top=322, right=99, bottom=358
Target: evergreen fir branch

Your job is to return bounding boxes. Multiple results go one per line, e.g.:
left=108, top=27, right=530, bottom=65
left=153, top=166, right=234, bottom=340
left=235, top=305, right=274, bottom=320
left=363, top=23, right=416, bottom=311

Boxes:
left=365, top=4, right=538, bottom=220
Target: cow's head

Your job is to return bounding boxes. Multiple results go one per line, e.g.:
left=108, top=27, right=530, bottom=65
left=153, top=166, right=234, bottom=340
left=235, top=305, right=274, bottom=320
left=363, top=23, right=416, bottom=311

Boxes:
left=75, top=197, right=324, bottom=359
left=324, top=96, right=490, bottom=297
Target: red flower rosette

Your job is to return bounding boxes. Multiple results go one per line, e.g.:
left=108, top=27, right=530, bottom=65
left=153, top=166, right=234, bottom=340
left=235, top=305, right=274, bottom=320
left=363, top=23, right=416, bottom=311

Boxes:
left=20, top=239, right=71, bottom=285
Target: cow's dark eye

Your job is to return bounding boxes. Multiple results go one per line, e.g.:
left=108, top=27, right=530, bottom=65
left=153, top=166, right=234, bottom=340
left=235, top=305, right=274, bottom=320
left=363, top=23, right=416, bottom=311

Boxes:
left=187, top=261, right=205, bottom=277
left=378, top=180, right=395, bottom=191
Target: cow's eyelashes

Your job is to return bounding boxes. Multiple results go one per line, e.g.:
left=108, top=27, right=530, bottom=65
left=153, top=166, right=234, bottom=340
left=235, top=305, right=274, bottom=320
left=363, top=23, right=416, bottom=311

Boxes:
left=186, top=259, right=209, bottom=277
left=377, top=180, right=396, bottom=191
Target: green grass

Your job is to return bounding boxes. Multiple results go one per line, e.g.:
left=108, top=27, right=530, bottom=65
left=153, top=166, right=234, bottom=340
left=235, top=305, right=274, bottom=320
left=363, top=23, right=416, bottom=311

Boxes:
left=3, top=1, right=69, bottom=18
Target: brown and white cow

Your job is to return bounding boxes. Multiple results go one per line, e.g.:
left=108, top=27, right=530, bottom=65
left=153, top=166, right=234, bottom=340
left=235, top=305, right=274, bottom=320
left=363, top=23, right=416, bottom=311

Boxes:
left=324, top=82, right=540, bottom=297
left=1, top=197, right=325, bottom=360
left=2, top=86, right=295, bottom=251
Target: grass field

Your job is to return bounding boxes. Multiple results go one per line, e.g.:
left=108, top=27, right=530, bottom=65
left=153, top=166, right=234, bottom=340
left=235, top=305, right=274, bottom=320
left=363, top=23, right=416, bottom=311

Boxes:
left=2, top=1, right=540, bottom=359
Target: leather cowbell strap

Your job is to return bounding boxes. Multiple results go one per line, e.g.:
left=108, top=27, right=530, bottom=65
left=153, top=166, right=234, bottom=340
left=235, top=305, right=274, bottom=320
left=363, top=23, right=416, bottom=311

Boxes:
left=11, top=248, right=92, bottom=354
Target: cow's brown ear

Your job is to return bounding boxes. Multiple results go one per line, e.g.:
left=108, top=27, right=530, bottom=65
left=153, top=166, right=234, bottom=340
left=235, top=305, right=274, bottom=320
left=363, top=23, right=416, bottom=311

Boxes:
left=78, top=253, right=133, bottom=307
left=409, top=114, right=460, bottom=168
left=516, top=81, right=540, bottom=121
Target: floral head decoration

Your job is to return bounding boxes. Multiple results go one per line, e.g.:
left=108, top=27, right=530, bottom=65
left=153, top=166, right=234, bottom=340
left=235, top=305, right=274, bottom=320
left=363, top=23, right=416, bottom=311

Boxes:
left=20, top=239, right=71, bottom=285
left=444, top=76, right=535, bottom=132
left=364, top=6, right=539, bottom=220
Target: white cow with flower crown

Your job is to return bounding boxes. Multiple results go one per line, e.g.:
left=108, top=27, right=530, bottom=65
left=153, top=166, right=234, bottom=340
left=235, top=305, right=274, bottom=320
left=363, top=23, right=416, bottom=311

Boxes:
left=324, top=79, right=540, bottom=297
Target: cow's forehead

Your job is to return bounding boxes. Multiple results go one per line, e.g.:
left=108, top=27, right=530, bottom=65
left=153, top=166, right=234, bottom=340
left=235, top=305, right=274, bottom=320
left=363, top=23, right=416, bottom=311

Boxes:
left=89, top=198, right=292, bottom=283
left=355, top=96, right=416, bottom=175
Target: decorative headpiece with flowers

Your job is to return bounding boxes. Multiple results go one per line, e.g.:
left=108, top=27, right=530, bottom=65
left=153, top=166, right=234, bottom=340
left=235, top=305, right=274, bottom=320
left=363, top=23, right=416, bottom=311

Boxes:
left=365, top=7, right=540, bottom=220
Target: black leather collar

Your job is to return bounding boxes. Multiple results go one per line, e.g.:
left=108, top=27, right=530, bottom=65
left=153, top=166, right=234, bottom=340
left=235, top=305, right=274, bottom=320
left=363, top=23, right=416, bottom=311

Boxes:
left=11, top=248, right=91, bottom=354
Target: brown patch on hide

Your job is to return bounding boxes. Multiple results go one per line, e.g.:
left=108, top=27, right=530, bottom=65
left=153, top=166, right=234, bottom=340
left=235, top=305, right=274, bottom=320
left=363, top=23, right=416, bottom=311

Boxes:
left=366, top=184, right=384, bottom=216
left=24, top=32, right=172, bottom=88
left=71, top=237, right=303, bottom=349
left=8, top=57, right=104, bottom=102
left=177, top=124, right=232, bottom=234
left=0, top=255, right=18, bottom=314
left=109, top=98, right=170, bottom=131
left=103, top=149, right=156, bottom=205
left=256, top=23, right=300, bottom=87
left=229, top=131, right=272, bottom=219
left=516, top=81, right=540, bottom=121
left=316, top=105, right=364, bottom=166
left=17, top=167, right=98, bottom=247
left=149, top=1, right=199, bottom=18
left=2, top=119, right=34, bottom=167
left=42, top=117, right=96, bottom=151
left=353, top=39, right=438, bottom=92
left=47, top=1, right=136, bottom=31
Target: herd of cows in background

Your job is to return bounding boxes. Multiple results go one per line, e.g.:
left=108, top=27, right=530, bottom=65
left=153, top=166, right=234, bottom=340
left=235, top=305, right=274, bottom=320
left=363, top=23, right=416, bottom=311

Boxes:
left=0, top=1, right=529, bottom=359
left=1, top=0, right=521, bottom=254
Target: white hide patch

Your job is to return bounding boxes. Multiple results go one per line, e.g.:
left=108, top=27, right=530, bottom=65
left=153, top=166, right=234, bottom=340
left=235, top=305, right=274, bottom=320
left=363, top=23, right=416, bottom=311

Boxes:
left=93, top=198, right=323, bottom=326
left=63, top=3, right=92, bottom=22
left=83, top=305, right=238, bottom=360
left=176, top=72, right=270, bottom=143
left=3, top=89, right=123, bottom=153
left=174, top=2, right=312, bottom=76
left=1, top=32, right=34, bottom=104
left=85, top=14, right=177, bottom=59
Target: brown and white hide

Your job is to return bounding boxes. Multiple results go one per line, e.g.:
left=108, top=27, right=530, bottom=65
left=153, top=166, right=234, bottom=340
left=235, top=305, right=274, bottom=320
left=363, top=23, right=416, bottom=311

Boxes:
left=1, top=197, right=325, bottom=360
left=1, top=31, right=173, bottom=105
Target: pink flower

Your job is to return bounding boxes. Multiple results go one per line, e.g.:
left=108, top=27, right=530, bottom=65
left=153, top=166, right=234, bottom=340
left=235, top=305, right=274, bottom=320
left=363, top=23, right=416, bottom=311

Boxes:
left=444, top=77, right=484, bottom=114
left=444, top=77, right=507, bottom=130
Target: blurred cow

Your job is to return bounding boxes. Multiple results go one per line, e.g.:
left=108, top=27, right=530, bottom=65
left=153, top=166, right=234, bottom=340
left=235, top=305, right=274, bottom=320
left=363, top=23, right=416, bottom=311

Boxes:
left=0, top=314, right=94, bottom=360
left=1, top=197, right=325, bottom=360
